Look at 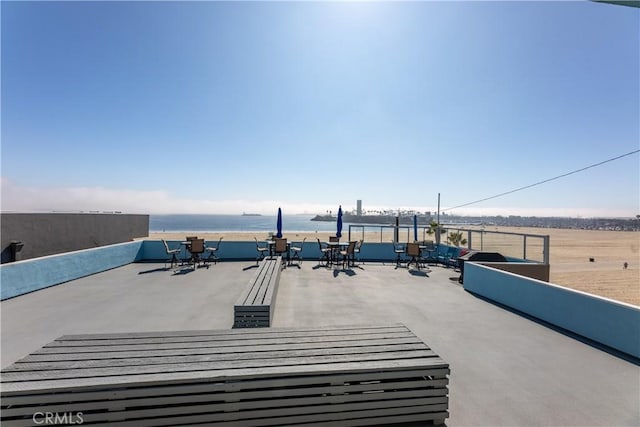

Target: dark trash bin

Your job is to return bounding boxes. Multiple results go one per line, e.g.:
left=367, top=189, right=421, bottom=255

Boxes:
left=458, top=251, right=507, bottom=284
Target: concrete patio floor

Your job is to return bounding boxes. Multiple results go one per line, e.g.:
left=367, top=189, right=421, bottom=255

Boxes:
left=1, top=260, right=638, bottom=426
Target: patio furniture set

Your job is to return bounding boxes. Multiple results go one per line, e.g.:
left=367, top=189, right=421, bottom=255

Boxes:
left=162, top=237, right=222, bottom=270
left=393, top=241, right=459, bottom=270
left=255, top=237, right=306, bottom=268
left=163, top=236, right=460, bottom=274
left=317, top=238, right=363, bottom=269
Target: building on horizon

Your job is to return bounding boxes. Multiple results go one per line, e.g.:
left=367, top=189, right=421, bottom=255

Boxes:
left=356, top=200, right=362, bottom=216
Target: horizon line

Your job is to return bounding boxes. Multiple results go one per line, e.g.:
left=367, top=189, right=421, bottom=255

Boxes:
left=2, top=210, right=638, bottom=220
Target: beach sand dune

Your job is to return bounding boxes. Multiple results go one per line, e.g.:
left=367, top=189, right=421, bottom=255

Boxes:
left=147, top=227, right=639, bottom=306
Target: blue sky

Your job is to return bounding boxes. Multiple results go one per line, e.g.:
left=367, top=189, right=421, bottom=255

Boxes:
left=2, top=1, right=638, bottom=217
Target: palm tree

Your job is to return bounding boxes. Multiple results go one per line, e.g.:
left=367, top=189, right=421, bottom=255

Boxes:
left=426, top=220, right=446, bottom=244
left=446, top=230, right=468, bottom=247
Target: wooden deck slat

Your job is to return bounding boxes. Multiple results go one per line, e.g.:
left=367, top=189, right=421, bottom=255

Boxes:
left=1, top=324, right=449, bottom=426
left=257, top=258, right=278, bottom=304
left=262, top=259, right=281, bottom=306
left=233, top=306, right=270, bottom=311
left=20, top=337, right=424, bottom=362
left=69, top=397, right=450, bottom=424
left=3, top=405, right=448, bottom=427
left=1, top=372, right=448, bottom=405
left=235, top=257, right=281, bottom=327
left=1, top=381, right=449, bottom=417
left=3, top=392, right=447, bottom=420
left=2, top=359, right=448, bottom=394
left=6, top=347, right=435, bottom=373
left=10, top=344, right=431, bottom=371
left=109, top=411, right=450, bottom=427
left=35, top=331, right=417, bottom=353
left=5, top=396, right=446, bottom=422
left=56, top=324, right=407, bottom=341
left=259, top=258, right=278, bottom=305
left=242, top=259, right=270, bottom=305
left=1, top=350, right=440, bottom=381
left=236, top=257, right=280, bottom=307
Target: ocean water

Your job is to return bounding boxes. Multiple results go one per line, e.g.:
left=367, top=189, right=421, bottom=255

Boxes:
left=149, top=214, right=339, bottom=233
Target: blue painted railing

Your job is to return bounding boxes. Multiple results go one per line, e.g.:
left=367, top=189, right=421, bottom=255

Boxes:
left=2, top=240, right=459, bottom=300
left=143, top=240, right=435, bottom=263
left=1, top=241, right=143, bottom=300
left=0, top=240, right=460, bottom=300
left=463, top=262, right=640, bottom=359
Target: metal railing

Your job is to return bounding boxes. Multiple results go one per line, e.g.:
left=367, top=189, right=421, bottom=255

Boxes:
left=347, top=224, right=416, bottom=244
left=348, top=224, right=549, bottom=264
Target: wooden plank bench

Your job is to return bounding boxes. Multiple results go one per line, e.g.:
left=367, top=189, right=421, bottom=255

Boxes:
left=234, top=256, right=282, bottom=328
left=0, top=324, right=450, bottom=426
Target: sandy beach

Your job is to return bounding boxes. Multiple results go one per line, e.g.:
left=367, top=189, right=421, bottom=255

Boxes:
left=146, top=227, right=639, bottom=306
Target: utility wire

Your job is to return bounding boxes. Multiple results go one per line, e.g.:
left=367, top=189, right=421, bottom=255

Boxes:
left=443, top=149, right=640, bottom=213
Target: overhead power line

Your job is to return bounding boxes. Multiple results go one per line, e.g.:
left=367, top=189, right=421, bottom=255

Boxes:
left=443, top=149, right=640, bottom=213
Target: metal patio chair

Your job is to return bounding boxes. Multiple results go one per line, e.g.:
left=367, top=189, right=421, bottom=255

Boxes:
left=254, top=237, right=268, bottom=264
left=406, top=242, right=424, bottom=269
left=289, top=238, right=306, bottom=267
left=204, top=237, right=223, bottom=266
left=339, top=241, right=357, bottom=269
left=188, top=238, right=205, bottom=269
left=422, top=240, right=436, bottom=265
left=317, top=238, right=331, bottom=267
left=353, top=239, right=364, bottom=266
left=393, top=241, right=406, bottom=268
left=162, top=239, right=181, bottom=269
left=437, top=246, right=458, bottom=268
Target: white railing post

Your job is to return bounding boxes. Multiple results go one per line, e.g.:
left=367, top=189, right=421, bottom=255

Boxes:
left=543, top=235, right=550, bottom=264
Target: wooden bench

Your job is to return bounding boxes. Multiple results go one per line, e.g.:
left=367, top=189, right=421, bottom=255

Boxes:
left=0, top=324, right=450, bottom=426
left=234, top=256, right=282, bottom=328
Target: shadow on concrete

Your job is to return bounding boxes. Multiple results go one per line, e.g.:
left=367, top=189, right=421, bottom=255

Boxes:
left=408, top=269, right=429, bottom=277
left=172, top=267, right=195, bottom=276
left=332, top=268, right=357, bottom=278
left=138, top=267, right=171, bottom=275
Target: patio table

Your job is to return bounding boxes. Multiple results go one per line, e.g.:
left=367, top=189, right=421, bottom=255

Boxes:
left=326, top=241, right=350, bottom=266
left=419, top=245, right=436, bottom=264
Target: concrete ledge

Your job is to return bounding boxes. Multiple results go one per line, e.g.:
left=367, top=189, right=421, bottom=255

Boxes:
left=477, top=262, right=550, bottom=282
left=0, top=241, right=143, bottom=300
left=463, top=262, right=640, bottom=359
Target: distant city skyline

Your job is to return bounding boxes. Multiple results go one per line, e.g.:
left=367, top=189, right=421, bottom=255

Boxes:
left=0, top=180, right=635, bottom=219
left=2, top=1, right=638, bottom=218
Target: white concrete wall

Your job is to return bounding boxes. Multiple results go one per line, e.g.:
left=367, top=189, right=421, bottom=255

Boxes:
left=464, top=262, right=640, bottom=359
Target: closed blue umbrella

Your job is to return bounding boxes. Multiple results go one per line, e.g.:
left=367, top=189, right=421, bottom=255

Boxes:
left=413, top=214, right=418, bottom=242
left=276, top=208, right=283, bottom=238
left=336, top=206, right=343, bottom=238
